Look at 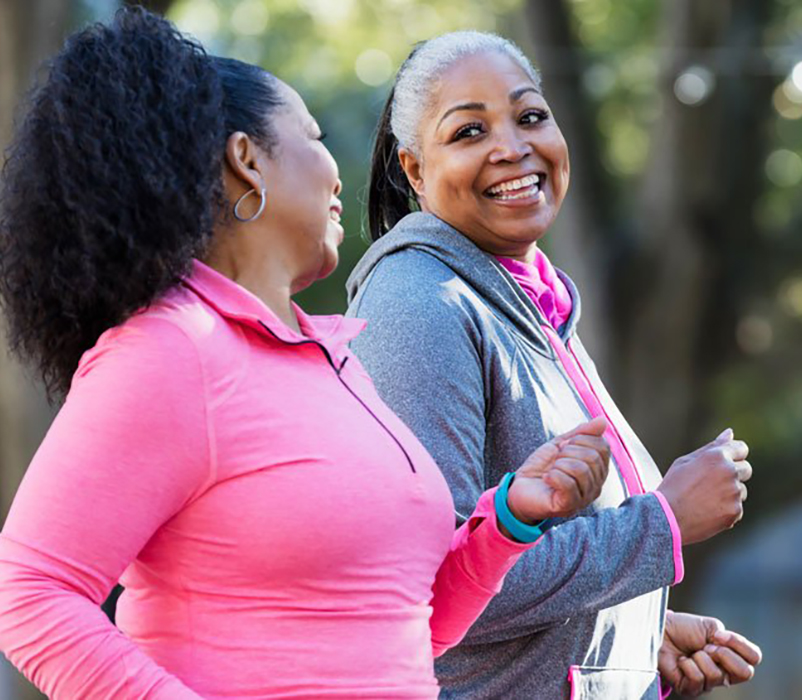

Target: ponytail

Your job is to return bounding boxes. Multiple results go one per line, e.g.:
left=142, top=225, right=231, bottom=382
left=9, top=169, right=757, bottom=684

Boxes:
left=0, top=7, right=282, bottom=399
left=367, top=87, right=418, bottom=241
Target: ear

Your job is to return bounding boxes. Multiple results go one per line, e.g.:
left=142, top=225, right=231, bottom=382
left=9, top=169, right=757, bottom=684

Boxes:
left=224, top=131, right=265, bottom=194
left=398, top=147, right=425, bottom=200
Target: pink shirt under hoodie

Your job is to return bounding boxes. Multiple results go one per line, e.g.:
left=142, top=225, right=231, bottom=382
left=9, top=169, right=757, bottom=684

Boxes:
left=0, top=261, right=534, bottom=699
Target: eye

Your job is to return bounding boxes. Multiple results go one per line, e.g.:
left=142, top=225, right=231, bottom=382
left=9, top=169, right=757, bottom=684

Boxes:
left=452, top=123, right=484, bottom=141
left=520, top=109, right=549, bottom=126
left=317, top=131, right=328, bottom=142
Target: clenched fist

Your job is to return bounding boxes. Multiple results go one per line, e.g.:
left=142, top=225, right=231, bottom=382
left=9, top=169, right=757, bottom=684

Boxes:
left=503, top=416, right=611, bottom=531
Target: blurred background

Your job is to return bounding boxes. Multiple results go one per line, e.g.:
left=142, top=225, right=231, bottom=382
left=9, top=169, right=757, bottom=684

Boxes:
left=0, top=0, right=800, bottom=697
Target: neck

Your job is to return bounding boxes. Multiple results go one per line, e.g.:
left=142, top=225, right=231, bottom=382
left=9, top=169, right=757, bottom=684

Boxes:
left=204, top=237, right=302, bottom=335
left=497, top=244, right=539, bottom=265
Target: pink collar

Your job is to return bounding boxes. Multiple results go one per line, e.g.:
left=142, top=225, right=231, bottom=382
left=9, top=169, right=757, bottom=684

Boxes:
left=181, top=260, right=366, bottom=351
left=495, top=250, right=573, bottom=331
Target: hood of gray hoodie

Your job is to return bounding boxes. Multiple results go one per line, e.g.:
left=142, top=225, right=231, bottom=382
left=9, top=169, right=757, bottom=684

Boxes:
left=346, top=212, right=582, bottom=357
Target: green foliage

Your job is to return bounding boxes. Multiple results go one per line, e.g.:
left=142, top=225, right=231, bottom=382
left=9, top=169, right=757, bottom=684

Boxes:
left=165, top=0, right=528, bottom=312
left=162, top=0, right=802, bottom=516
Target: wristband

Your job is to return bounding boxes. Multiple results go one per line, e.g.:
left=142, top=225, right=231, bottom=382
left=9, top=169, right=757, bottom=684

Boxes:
left=494, top=472, right=553, bottom=543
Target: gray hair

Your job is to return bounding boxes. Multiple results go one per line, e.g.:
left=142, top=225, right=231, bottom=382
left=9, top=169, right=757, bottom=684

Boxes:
left=390, top=31, right=542, bottom=155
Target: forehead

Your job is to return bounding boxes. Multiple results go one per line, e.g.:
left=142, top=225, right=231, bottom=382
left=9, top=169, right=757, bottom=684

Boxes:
left=274, top=80, right=313, bottom=123
left=430, top=51, right=538, bottom=113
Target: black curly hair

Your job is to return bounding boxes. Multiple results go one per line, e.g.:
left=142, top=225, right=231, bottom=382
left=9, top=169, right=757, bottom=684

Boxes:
left=0, top=7, right=283, bottom=399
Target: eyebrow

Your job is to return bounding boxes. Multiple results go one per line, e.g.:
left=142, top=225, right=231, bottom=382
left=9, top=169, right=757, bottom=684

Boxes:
left=436, top=86, right=541, bottom=129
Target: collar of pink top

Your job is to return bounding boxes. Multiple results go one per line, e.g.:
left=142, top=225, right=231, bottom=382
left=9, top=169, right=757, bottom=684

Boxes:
left=182, top=259, right=366, bottom=352
left=494, top=250, right=573, bottom=332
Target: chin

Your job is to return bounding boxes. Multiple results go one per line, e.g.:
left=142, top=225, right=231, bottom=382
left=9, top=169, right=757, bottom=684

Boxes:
left=316, top=251, right=339, bottom=281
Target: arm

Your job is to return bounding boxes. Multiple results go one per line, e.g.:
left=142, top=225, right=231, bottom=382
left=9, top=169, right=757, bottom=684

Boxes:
left=428, top=488, right=532, bottom=657
left=429, top=418, right=610, bottom=656
left=0, top=317, right=211, bottom=699
left=349, top=253, right=679, bottom=643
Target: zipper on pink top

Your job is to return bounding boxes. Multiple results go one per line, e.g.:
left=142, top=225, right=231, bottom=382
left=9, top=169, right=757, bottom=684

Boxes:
left=540, top=325, right=645, bottom=497
left=258, top=320, right=418, bottom=473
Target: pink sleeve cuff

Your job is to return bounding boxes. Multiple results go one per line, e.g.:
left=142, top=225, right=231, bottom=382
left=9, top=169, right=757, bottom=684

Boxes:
left=452, top=487, right=536, bottom=592
left=650, top=491, right=684, bottom=585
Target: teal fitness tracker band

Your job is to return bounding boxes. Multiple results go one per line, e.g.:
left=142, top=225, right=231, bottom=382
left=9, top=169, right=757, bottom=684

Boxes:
left=494, top=472, right=553, bottom=543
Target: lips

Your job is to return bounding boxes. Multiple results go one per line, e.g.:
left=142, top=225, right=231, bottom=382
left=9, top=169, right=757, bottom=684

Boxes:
left=329, top=201, right=343, bottom=224
left=484, top=173, right=545, bottom=201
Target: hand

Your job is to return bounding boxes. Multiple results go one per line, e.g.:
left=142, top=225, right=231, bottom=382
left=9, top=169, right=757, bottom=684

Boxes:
left=656, top=429, right=752, bottom=544
left=505, top=416, right=610, bottom=525
left=659, top=611, right=762, bottom=697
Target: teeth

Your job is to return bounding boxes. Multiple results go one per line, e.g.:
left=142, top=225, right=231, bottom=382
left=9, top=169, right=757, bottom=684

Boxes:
left=487, top=173, right=541, bottom=195
left=330, top=209, right=341, bottom=223
left=494, top=188, right=541, bottom=201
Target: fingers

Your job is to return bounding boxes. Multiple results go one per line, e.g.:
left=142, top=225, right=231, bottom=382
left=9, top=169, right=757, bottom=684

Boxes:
left=735, top=459, right=753, bottom=482
left=557, top=416, right=608, bottom=441
left=517, top=442, right=561, bottom=477
left=723, top=439, right=749, bottom=462
left=677, top=656, right=706, bottom=697
left=690, top=650, right=725, bottom=691
left=557, top=443, right=607, bottom=477
left=541, top=466, right=583, bottom=512
left=711, top=630, right=763, bottom=666
left=548, top=455, right=605, bottom=502
left=704, top=644, right=756, bottom=684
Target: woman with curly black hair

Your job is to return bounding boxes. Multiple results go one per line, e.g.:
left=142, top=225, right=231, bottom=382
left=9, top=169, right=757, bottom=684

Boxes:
left=0, top=8, right=612, bottom=699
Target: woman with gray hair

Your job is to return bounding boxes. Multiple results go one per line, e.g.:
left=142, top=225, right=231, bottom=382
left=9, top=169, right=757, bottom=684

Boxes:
left=347, top=31, right=762, bottom=699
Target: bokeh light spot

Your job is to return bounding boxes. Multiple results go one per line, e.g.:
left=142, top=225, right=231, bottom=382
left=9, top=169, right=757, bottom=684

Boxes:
left=171, top=0, right=220, bottom=41
left=299, top=0, right=354, bottom=25
left=772, top=81, right=802, bottom=120
left=674, top=66, right=715, bottom=106
left=779, top=278, right=802, bottom=318
left=355, top=49, right=393, bottom=87
left=402, top=5, right=443, bottom=41
left=765, top=149, right=802, bottom=187
left=737, top=315, right=773, bottom=355
left=231, top=0, right=269, bottom=36
left=583, top=63, right=616, bottom=99
left=791, top=61, right=802, bottom=91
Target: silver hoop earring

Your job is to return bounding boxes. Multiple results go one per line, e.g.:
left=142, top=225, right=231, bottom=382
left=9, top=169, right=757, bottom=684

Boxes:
left=233, top=188, right=266, bottom=223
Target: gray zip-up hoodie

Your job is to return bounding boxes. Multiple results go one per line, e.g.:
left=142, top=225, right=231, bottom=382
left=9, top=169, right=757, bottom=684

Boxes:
left=345, top=213, right=683, bottom=699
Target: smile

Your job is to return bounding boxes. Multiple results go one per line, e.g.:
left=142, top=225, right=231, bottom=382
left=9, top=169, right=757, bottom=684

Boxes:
left=329, top=206, right=342, bottom=224
left=484, top=173, right=544, bottom=201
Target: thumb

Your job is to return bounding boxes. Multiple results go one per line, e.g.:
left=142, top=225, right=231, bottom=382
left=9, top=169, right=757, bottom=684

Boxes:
left=558, top=416, right=608, bottom=441
left=715, top=428, right=734, bottom=442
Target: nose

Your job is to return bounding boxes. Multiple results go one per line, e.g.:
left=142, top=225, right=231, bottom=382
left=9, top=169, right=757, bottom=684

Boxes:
left=489, top=127, right=532, bottom=164
left=333, top=178, right=343, bottom=197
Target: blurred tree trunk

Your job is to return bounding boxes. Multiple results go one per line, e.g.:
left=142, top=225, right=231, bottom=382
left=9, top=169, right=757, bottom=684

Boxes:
left=520, top=0, right=776, bottom=619
left=0, top=0, right=69, bottom=516
left=511, top=0, right=618, bottom=380
left=623, top=0, right=774, bottom=468
left=520, top=0, right=774, bottom=462
left=1, top=1, right=73, bottom=698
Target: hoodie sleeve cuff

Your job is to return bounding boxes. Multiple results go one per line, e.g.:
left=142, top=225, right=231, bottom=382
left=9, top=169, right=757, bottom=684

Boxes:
left=650, top=491, right=684, bottom=586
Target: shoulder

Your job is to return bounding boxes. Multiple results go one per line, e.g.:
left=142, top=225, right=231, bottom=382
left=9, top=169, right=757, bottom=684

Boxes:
left=71, top=283, right=222, bottom=398
left=353, top=249, right=488, bottom=325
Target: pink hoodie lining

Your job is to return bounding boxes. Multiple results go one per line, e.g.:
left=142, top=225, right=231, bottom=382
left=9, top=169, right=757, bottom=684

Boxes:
left=541, top=326, right=644, bottom=497
left=650, top=491, right=685, bottom=585
left=498, top=251, right=686, bottom=589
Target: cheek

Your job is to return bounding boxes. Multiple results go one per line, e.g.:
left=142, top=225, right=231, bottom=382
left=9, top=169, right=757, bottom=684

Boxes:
left=548, top=133, right=571, bottom=193
left=429, top=155, right=482, bottom=202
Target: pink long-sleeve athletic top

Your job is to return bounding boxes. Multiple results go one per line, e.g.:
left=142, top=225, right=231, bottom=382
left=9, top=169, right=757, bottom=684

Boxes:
left=0, top=261, right=534, bottom=699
